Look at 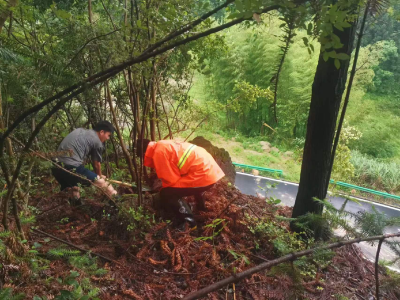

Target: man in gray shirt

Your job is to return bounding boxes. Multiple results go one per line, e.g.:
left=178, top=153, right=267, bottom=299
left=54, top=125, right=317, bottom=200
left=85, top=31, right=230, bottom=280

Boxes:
left=52, top=120, right=117, bottom=205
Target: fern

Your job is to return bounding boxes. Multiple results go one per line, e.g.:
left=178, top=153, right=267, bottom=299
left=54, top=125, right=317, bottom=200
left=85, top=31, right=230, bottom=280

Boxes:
left=69, top=253, right=108, bottom=276
left=0, top=48, right=20, bottom=63
left=0, top=231, right=11, bottom=238
left=87, top=288, right=100, bottom=297
left=47, top=248, right=81, bottom=258
left=0, top=288, right=25, bottom=300
left=355, top=206, right=387, bottom=239
left=369, top=0, right=390, bottom=16
left=20, top=215, right=36, bottom=225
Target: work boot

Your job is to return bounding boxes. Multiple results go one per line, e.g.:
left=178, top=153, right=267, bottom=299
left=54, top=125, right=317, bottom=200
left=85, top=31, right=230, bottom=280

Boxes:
left=177, top=199, right=197, bottom=227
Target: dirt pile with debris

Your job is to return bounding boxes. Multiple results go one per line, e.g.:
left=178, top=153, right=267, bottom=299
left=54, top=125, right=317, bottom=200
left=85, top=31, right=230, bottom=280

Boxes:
left=2, top=181, right=399, bottom=299
left=190, top=136, right=236, bottom=184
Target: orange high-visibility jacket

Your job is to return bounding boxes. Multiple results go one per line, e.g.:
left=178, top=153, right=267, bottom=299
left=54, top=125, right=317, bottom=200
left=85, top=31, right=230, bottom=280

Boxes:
left=144, top=140, right=225, bottom=188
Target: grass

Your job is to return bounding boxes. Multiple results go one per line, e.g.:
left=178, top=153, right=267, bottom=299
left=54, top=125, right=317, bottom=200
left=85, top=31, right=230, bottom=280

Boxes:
left=350, top=150, right=400, bottom=193
left=347, top=92, right=400, bottom=159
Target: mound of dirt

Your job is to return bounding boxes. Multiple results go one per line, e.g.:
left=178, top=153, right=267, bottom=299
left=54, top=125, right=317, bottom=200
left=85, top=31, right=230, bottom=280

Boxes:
left=190, top=136, right=236, bottom=183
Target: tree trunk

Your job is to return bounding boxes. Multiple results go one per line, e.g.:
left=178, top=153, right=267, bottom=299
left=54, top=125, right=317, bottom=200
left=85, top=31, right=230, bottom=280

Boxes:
left=149, top=64, right=157, bottom=141
left=291, top=23, right=356, bottom=220
left=0, top=0, right=18, bottom=33
left=326, top=2, right=369, bottom=191
left=150, top=79, right=156, bottom=141
left=88, top=0, right=93, bottom=24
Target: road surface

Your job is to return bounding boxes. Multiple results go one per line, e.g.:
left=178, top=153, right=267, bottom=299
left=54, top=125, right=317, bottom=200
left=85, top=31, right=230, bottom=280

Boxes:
left=235, top=172, right=400, bottom=271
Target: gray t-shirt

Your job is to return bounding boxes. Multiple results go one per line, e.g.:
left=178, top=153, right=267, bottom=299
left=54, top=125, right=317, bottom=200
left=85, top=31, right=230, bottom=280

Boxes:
left=56, top=128, right=104, bottom=167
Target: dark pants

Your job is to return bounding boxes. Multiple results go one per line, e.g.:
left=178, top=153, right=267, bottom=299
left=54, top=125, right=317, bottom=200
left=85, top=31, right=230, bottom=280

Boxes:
left=159, top=184, right=214, bottom=222
left=51, top=163, right=97, bottom=191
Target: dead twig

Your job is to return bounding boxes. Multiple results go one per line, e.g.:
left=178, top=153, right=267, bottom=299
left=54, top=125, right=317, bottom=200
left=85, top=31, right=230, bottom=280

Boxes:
left=375, top=238, right=384, bottom=300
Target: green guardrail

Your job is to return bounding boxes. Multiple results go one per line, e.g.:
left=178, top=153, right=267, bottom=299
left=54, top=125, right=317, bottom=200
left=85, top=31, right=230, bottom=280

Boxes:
left=234, top=162, right=400, bottom=201
left=233, top=162, right=283, bottom=177
left=330, top=180, right=400, bottom=201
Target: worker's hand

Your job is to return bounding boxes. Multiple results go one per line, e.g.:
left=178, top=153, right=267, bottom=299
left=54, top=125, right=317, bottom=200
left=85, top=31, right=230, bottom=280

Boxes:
left=100, top=175, right=107, bottom=179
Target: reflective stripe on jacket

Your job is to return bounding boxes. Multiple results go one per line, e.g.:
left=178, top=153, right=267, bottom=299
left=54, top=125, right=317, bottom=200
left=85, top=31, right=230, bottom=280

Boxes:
left=143, top=140, right=225, bottom=188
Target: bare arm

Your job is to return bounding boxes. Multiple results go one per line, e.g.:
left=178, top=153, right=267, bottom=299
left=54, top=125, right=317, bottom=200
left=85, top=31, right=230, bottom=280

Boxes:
left=92, top=161, right=102, bottom=177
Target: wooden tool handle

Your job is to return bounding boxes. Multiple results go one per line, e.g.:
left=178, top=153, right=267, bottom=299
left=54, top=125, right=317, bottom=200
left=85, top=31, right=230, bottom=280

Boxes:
left=108, top=179, right=132, bottom=187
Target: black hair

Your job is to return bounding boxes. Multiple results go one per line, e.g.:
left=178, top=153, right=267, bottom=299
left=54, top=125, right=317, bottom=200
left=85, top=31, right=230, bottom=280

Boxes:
left=93, top=120, right=115, bottom=134
left=136, top=139, right=150, bottom=158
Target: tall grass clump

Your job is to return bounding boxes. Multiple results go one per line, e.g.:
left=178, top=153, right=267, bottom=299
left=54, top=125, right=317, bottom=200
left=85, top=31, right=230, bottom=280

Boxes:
left=351, top=151, right=400, bottom=193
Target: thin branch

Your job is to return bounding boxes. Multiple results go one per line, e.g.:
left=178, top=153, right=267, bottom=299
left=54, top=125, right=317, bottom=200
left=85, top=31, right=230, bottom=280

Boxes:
left=64, top=28, right=120, bottom=69
left=142, top=0, right=235, bottom=55
left=375, top=238, right=384, bottom=300
left=184, top=117, right=207, bottom=142
left=100, top=0, right=117, bottom=30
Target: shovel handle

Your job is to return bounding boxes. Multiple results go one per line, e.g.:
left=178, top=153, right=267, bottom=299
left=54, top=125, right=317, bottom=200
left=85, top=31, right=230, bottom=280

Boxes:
left=108, top=179, right=151, bottom=191
left=108, top=179, right=132, bottom=187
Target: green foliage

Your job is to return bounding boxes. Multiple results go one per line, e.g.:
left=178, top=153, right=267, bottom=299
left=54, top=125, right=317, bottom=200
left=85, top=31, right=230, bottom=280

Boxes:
left=228, top=80, right=273, bottom=114
left=356, top=206, right=400, bottom=241
left=19, top=214, right=36, bottom=225
left=0, top=288, right=25, bottom=300
left=331, top=125, right=362, bottom=181
left=0, top=231, right=11, bottom=238
left=195, top=218, right=227, bottom=242
left=249, top=216, right=306, bottom=255
left=54, top=270, right=100, bottom=300
left=120, top=206, right=155, bottom=232
left=69, top=254, right=107, bottom=276
left=227, top=249, right=250, bottom=265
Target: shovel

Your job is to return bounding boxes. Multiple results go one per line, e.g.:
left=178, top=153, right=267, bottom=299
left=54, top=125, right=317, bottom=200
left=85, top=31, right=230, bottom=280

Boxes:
left=108, top=179, right=152, bottom=192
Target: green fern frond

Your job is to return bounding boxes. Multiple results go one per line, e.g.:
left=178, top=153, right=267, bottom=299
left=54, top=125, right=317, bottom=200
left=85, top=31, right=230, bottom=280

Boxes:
left=0, top=48, right=20, bottom=63
left=87, top=288, right=100, bottom=297
left=355, top=207, right=387, bottom=241
left=20, top=215, right=36, bottom=225
left=47, top=248, right=81, bottom=258
left=0, top=288, right=25, bottom=300
left=369, top=0, right=390, bottom=16
left=0, top=231, right=11, bottom=238
left=69, top=253, right=107, bottom=276
left=92, top=268, right=108, bottom=276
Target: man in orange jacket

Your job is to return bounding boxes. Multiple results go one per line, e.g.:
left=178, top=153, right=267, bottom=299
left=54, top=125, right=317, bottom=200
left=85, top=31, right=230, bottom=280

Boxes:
left=136, top=139, right=225, bottom=225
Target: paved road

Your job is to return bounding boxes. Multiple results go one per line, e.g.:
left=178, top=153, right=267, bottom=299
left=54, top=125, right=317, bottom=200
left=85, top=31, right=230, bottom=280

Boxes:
left=235, top=172, right=400, bottom=271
